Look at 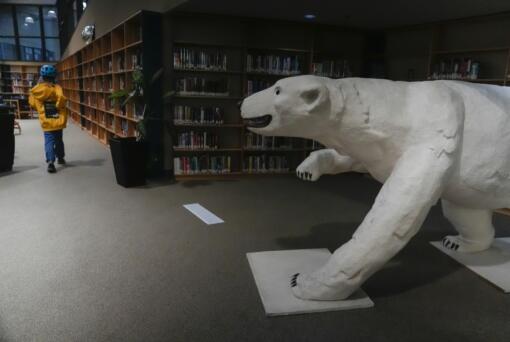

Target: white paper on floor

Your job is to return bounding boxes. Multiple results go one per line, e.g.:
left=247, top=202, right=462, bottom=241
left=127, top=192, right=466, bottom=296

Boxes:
left=246, top=249, right=374, bottom=316
left=431, top=237, right=510, bottom=293
left=183, top=203, right=224, bottom=225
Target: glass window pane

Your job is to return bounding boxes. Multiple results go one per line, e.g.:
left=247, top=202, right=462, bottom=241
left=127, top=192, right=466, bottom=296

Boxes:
left=0, top=5, right=15, bottom=36
left=45, top=38, right=60, bottom=61
left=0, top=38, right=17, bottom=60
left=17, top=6, right=41, bottom=37
left=43, top=6, right=58, bottom=37
left=19, top=38, right=42, bottom=61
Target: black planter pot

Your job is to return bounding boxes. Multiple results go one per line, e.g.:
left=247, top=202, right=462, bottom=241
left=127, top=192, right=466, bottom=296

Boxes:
left=0, top=104, right=15, bottom=173
left=109, top=136, right=147, bottom=187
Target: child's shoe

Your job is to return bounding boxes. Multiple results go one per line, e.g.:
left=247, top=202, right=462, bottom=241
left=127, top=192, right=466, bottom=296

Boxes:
left=47, top=163, right=56, bottom=173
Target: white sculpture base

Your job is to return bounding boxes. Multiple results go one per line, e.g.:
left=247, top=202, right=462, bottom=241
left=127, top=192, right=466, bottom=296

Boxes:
left=246, top=249, right=374, bottom=316
left=431, top=237, right=510, bottom=293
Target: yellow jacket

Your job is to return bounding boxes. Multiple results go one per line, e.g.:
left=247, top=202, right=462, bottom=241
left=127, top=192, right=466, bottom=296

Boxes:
left=29, top=82, right=68, bottom=132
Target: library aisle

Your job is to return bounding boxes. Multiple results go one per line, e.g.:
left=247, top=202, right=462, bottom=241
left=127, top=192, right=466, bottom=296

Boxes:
left=0, top=121, right=510, bottom=341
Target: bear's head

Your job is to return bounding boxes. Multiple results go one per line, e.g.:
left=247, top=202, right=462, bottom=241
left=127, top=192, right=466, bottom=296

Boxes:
left=240, top=75, right=340, bottom=138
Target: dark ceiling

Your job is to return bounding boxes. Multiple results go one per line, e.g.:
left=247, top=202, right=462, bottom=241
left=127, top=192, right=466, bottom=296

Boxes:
left=175, top=0, right=510, bottom=28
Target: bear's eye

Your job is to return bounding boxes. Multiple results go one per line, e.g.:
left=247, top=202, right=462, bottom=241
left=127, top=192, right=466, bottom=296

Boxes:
left=275, top=87, right=281, bottom=95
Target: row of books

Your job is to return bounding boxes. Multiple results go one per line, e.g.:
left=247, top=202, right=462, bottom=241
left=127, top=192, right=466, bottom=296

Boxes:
left=64, top=52, right=142, bottom=78
left=173, top=105, right=224, bottom=125
left=429, top=58, right=480, bottom=80
left=245, top=133, right=293, bottom=150
left=174, top=131, right=219, bottom=149
left=174, top=156, right=232, bottom=175
left=247, top=79, right=273, bottom=96
left=174, top=48, right=228, bottom=71
left=308, top=140, right=325, bottom=150
left=243, top=155, right=289, bottom=173
left=246, top=54, right=301, bottom=75
left=9, top=74, right=35, bottom=82
left=175, top=77, right=229, bottom=96
left=84, top=78, right=114, bottom=92
left=311, top=60, right=352, bottom=78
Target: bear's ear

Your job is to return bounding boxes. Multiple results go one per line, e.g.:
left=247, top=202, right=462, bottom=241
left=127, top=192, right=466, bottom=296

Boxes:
left=300, top=83, right=330, bottom=114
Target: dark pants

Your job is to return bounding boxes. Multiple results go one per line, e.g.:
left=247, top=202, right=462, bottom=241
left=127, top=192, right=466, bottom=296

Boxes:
left=44, top=130, right=65, bottom=163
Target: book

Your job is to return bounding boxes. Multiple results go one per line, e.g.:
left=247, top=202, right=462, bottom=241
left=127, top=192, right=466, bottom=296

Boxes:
left=175, top=77, right=229, bottom=96
left=174, top=47, right=228, bottom=71
left=429, top=58, right=480, bottom=80
left=246, top=53, right=301, bottom=75
left=243, top=155, right=289, bottom=173
left=173, top=105, right=224, bottom=125
left=174, top=155, right=232, bottom=175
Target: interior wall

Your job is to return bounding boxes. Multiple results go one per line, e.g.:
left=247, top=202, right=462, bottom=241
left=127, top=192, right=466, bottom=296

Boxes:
left=385, top=27, right=433, bottom=81
left=384, top=12, right=510, bottom=81
left=62, top=0, right=186, bottom=58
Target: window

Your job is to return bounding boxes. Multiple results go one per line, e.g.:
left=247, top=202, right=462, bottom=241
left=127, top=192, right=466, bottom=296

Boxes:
left=0, top=38, right=17, bottom=60
left=45, top=38, right=60, bottom=62
left=0, top=5, right=14, bottom=36
left=19, top=38, right=42, bottom=61
left=17, top=6, right=41, bottom=37
left=43, top=6, right=59, bottom=37
left=0, top=5, right=60, bottom=61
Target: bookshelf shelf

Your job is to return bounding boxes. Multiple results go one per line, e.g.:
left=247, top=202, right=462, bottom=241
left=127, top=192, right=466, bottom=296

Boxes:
left=165, top=13, right=351, bottom=178
left=173, top=123, right=244, bottom=128
left=433, top=47, right=510, bottom=55
left=173, top=41, right=244, bottom=49
left=167, top=95, right=242, bottom=101
left=173, top=148, right=243, bottom=152
left=174, top=68, right=243, bottom=75
left=246, top=72, right=302, bottom=77
left=57, top=11, right=162, bottom=155
left=0, top=61, right=44, bottom=118
left=248, top=47, right=310, bottom=53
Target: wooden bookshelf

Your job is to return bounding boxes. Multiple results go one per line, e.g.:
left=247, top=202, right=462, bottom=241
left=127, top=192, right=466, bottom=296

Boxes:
left=0, top=61, right=44, bottom=118
left=57, top=11, right=163, bottom=156
left=164, top=13, right=364, bottom=179
left=426, top=18, right=510, bottom=85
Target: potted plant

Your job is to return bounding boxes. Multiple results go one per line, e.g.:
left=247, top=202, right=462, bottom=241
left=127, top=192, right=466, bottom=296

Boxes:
left=0, top=103, right=15, bottom=173
left=108, top=67, right=147, bottom=187
left=108, top=67, right=162, bottom=187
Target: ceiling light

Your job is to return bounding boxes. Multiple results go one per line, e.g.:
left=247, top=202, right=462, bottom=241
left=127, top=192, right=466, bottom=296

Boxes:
left=47, top=10, right=57, bottom=18
left=304, top=14, right=316, bottom=20
left=25, top=16, right=34, bottom=24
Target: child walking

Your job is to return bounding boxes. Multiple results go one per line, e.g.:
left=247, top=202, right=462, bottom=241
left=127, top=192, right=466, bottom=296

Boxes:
left=29, top=65, right=68, bottom=173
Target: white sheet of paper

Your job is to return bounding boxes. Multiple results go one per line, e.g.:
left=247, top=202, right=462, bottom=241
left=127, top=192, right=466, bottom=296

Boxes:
left=183, top=203, right=224, bottom=225
left=247, top=249, right=374, bottom=316
left=431, top=237, right=510, bottom=293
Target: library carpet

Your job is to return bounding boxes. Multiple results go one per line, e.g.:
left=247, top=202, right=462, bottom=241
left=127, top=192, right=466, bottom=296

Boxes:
left=0, top=120, right=509, bottom=342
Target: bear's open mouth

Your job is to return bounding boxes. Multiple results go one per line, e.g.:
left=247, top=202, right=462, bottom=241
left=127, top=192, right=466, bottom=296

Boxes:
left=243, top=115, right=272, bottom=128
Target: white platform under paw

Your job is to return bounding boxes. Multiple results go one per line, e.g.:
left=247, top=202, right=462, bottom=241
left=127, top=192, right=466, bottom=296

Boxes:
left=431, top=237, right=510, bottom=293
left=246, top=249, right=374, bottom=316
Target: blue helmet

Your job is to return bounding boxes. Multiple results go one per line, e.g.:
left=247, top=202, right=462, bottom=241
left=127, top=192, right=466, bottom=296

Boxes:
left=40, top=64, right=56, bottom=78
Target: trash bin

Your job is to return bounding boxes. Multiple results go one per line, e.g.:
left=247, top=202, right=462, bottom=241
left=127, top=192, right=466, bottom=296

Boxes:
left=0, top=104, right=15, bottom=173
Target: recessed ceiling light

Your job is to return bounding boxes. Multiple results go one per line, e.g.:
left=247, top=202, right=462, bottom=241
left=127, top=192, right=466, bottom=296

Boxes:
left=304, top=14, right=316, bottom=20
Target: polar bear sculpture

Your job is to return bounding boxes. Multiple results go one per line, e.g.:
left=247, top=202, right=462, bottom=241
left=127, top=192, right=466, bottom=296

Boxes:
left=240, top=75, right=510, bottom=301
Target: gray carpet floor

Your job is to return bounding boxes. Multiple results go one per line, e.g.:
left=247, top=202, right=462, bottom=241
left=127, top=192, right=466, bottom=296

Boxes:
left=0, top=120, right=509, bottom=342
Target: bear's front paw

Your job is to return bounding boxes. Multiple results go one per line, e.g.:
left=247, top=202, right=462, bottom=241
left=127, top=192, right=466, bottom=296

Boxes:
left=296, top=158, right=322, bottom=182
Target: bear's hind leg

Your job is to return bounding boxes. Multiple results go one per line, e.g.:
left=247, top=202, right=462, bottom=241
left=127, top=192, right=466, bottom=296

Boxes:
left=441, top=199, right=494, bottom=253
